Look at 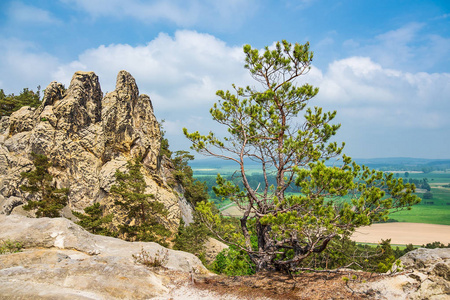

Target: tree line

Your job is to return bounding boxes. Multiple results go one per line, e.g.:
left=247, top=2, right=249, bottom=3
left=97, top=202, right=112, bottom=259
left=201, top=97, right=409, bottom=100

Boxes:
left=0, top=87, right=42, bottom=117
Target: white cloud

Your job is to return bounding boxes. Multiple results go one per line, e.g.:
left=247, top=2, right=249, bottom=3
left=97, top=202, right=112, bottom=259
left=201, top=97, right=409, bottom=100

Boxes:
left=8, top=2, right=60, bottom=24
left=53, top=30, right=249, bottom=111
left=60, top=0, right=256, bottom=28
left=0, top=38, right=60, bottom=93
left=315, top=56, right=450, bottom=131
left=1, top=30, right=449, bottom=157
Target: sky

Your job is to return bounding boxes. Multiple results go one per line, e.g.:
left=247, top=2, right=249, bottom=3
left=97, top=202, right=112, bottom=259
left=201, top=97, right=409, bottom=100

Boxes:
left=0, top=0, right=449, bottom=159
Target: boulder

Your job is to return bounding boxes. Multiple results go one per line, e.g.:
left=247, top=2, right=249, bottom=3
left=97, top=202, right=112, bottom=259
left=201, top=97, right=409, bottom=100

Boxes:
left=355, top=248, right=450, bottom=299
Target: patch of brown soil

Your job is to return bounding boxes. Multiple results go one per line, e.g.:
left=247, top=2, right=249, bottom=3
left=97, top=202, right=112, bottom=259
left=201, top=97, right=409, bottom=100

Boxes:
left=193, top=271, right=380, bottom=299
left=352, top=223, right=450, bottom=245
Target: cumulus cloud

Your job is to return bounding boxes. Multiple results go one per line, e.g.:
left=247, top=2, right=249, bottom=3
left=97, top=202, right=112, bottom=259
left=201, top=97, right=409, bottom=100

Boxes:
left=0, top=38, right=60, bottom=93
left=1, top=30, right=449, bottom=157
left=53, top=30, right=249, bottom=110
left=315, top=56, right=450, bottom=129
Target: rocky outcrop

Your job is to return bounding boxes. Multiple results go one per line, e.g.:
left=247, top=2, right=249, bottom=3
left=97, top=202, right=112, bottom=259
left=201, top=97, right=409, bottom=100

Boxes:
left=0, top=71, right=192, bottom=232
left=0, top=214, right=210, bottom=299
left=203, top=237, right=229, bottom=265
left=355, top=248, right=450, bottom=299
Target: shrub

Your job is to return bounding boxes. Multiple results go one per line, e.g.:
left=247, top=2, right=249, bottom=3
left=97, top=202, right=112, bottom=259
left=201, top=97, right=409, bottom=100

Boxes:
left=133, top=247, right=169, bottom=268
left=0, top=239, right=23, bottom=254
left=211, top=246, right=255, bottom=276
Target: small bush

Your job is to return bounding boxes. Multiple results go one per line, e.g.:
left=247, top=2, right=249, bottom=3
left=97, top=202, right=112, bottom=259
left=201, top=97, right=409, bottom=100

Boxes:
left=133, top=247, right=169, bottom=268
left=211, top=246, right=255, bottom=276
left=422, top=241, right=450, bottom=249
left=0, top=239, right=23, bottom=254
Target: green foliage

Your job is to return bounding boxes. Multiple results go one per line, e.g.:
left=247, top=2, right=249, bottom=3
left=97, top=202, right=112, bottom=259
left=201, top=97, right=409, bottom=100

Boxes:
left=421, top=166, right=433, bottom=174
left=0, top=239, right=23, bottom=254
left=110, top=158, right=171, bottom=244
left=293, top=237, right=411, bottom=272
left=173, top=215, right=209, bottom=256
left=0, top=87, right=41, bottom=117
left=184, top=40, right=421, bottom=273
left=159, top=120, right=172, bottom=158
left=21, top=153, right=69, bottom=217
left=211, top=246, right=255, bottom=276
left=407, top=178, right=430, bottom=191
left=422, top=241, right=450, bottom=249
left=72, top=203, right=116, bottom=237
left=172, top=150, right=209, bottom=206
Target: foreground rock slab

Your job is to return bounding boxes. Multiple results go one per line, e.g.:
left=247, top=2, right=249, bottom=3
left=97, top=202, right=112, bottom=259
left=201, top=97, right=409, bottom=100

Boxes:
left=0, top=215, right=209, bottom=299
left=1, top=215, right=449, bottom=299
left=355, top=248, right=450, bottom=299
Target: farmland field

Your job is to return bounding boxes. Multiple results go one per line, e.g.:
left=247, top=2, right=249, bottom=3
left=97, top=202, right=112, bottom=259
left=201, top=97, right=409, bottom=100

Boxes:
left=191, top=161, right=450, bottom=244
left=193, top=166, right=450, bottom=225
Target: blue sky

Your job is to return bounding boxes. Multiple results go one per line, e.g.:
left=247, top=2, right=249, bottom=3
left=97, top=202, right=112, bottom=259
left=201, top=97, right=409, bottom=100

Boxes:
left=1, top=0, right=449, bottom=159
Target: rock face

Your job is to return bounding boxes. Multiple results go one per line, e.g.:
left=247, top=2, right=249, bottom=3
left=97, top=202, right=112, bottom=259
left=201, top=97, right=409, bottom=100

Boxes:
left=356, top=248, right=450, bottom=299
left=203, top=237, right=229, bottom=265
left=0, top=71, right=191, bottom=231
left=0, top=214, right=209, bottom=299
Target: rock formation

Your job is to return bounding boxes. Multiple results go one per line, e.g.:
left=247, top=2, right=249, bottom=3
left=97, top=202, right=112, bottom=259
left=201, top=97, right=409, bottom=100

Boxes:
left=0, top=70, right=192, bottom=232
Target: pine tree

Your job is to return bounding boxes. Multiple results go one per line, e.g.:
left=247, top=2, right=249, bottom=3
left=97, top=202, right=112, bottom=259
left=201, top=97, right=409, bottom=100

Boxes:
left=110, top=158, right=171, bottom=244
left=173, top=215, right=209, bottom=255
left=72, top=203, right=116, bottom=236
left=21, top=153, right=68, bottom=217
left=184, top=40, right=421, bottom=273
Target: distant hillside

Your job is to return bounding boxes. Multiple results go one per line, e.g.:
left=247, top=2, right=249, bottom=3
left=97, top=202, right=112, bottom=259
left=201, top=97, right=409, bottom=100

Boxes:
left=190, top=156, right=450, bottom=172
left=353, top=158, right=450, bottom=171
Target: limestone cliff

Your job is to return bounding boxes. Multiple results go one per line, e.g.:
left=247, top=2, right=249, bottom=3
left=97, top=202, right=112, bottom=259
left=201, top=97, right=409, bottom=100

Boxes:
left=0, top=70, right=192, bottom=232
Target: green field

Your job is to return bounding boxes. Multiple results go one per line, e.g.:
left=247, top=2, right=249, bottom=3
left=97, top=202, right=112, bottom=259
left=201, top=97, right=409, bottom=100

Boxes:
left=193, top=166, right=450, bottom=225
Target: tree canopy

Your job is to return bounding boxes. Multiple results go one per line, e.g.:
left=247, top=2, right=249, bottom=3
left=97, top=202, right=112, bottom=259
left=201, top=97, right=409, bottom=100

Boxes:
left=184, top=40, right=420, bottom=273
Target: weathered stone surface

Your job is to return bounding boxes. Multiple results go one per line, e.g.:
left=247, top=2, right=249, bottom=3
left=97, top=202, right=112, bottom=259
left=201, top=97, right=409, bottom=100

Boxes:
left=203, top=237, right=229, bottom=264
left=355, top=248, right=450, bottom=299
left=0, top=70, right=192, bottom=232
left=8, top=106, right=36, bottom=135
left=0, top=214, right=209, bottom=299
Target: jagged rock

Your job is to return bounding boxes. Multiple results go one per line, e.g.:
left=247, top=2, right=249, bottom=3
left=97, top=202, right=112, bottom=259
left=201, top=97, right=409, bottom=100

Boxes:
left=8, top=106, right=36, bottom=135
left=0, top=70, right=193, bottom=232
left=0, top=214, right=209, bottom=299
left=355, top=248, right=450, bottom=299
